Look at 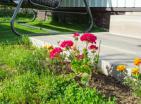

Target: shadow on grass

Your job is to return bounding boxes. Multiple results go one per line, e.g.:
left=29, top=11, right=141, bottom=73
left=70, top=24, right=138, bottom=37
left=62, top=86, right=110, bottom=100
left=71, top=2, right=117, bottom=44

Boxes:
left=0, top=21, right=105, bottom=44
left=33, top=21, right=104, bottom=33
left=33, top=23, right=84, bottom=32
left=0, top=23, right=36, bottom=44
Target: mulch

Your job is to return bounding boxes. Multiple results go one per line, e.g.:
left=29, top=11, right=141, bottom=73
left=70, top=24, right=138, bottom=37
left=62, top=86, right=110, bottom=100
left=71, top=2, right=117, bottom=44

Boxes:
left=89, top=72, right=139, bottom=104
left=48, top=62, right=140, bottom=104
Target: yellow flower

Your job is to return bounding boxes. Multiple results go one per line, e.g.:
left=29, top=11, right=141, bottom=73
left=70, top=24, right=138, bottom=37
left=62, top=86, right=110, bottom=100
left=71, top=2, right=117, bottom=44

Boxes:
left=43, top=44, right=54, bottom=52
left=116, top=65, right=126, bottom=72
left=134, top=58, right=141, bottom=66
left=132, top=67, right=139, bottom=76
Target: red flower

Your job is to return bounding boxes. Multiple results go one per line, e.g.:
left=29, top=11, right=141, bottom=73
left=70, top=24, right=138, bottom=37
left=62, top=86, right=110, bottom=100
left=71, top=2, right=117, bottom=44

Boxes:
left=88, top=45, right=98, bottom=50
left=60, top=40, right=74, bottom=48
left=73, top=32, right=80, bottom=39
left=80, top=33, right=97, bottom=43
left=50, top=47, right=62, bottom=59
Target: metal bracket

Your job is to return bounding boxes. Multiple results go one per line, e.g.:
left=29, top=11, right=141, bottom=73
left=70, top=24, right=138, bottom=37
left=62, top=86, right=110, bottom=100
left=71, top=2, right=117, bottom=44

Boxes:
left=10, top=0, right=94, bottom=36
left=83, top=0, right=94, bottom=32
left=10, top=0, right=24, bottom=36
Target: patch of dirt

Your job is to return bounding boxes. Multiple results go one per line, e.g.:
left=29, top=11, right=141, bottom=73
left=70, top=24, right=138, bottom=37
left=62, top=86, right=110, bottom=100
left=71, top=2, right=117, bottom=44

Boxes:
left=90, top=73, right=139, bottom=104
left=0, top=63, right=17, bottom=75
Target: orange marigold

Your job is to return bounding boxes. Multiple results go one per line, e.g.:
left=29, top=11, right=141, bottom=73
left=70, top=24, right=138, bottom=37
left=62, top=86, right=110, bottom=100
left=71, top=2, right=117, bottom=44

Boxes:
left=132, top=67, right=139, bottom=76
left=134, top=58, right=141, bottom=66
left=116, top=65, right=126, bottom=72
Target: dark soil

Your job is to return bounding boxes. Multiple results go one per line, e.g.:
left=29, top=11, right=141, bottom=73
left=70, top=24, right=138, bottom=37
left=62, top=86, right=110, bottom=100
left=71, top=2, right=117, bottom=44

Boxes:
left=90, top=72, right=139, bottom=104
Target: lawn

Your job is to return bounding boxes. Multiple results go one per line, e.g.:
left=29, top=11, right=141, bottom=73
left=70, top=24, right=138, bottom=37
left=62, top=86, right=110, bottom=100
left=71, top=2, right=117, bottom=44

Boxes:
left=0, top=19, right=116, bottom=104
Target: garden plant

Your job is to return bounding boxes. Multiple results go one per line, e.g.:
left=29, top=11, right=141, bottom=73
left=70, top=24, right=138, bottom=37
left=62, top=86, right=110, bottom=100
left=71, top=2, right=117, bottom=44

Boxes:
left=116, top=58, right=141, bottom=98
left=45, top=32, right=100, bottom=86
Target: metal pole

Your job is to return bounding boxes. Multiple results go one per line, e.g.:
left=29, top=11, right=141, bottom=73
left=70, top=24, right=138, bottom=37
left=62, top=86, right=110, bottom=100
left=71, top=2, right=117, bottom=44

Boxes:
left=83, top=0, right=94, bottom=32
left=10, top=0, right=24, bottom=36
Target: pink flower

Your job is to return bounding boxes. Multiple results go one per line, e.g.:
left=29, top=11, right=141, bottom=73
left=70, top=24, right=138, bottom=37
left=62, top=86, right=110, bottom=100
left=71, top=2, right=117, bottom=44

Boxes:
left=88, top=45, right=98, bottom=50
left=80, top=33, right=97, bottom=43
left=73, top=32, right=80, bottom=39
left=50, top=47, right=62, bottom=59
left=60, top=40, right=74, bottom=48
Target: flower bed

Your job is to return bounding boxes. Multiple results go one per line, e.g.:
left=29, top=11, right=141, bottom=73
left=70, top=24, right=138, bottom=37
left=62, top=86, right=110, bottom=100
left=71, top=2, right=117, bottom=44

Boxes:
left=43, top=33, right=140, bottom=104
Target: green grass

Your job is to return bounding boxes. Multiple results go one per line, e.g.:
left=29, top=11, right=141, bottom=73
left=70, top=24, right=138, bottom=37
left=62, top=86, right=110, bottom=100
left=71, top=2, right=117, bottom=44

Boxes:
left=0, top=16, right=104, bottom=44
left=29, top=20, right=104, bottom=33
left=0, top=16, right=104, bottom=40
left=0, top=72, right=115, bottom=104
left=0, top=44, right=32, bottom=67
left=0, top=17, right=115, bottom=104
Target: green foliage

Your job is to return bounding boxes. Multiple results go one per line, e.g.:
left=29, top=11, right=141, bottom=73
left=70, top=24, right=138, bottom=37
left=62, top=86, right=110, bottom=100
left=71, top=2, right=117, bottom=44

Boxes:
left=20, top=35, right=32, bottom=47
left=0, top=43, right=48, bottom=73
left=0, top=72, right=115, bottom=104
left=0, top=66, right=17, bottom=81
left=61, top=83, right=115, bottom=104
left=0, top=6, right=14, bottom=17
left=80, top=73, right=90, bottom=85
left=0, top=44, right=32, bottom=68
left=71, top=42, right=99, bottom=75
left=0, top=41, right=115, bottom=104
left=17, top=48, right=47, bottom=73
left=0, top=72, right=39, bottom=104
left=71, top=57, right=92, bottom=74
left=0, top=7, right=33, bottom=18
left=116, top=58, right=141, bottom=98
left=124, top=77, right=141, bottom=97
left=0, top=68, right=7, bottom=80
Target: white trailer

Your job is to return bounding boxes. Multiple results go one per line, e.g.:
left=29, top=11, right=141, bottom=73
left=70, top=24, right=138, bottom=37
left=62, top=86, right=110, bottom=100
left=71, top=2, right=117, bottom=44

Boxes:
left=61, top=0, right=141, bottom=8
